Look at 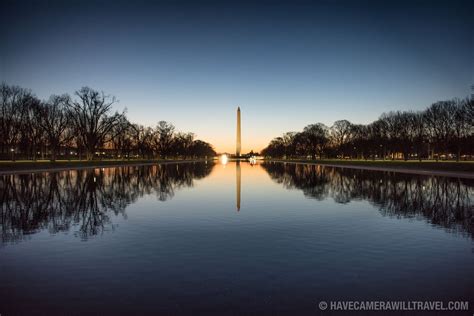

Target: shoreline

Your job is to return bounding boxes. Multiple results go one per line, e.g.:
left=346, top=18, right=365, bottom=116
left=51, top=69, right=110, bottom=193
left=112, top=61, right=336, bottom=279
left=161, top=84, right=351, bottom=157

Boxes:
left=1, top=158, right=473, bottom=179
left=0, top=159, right=213, bottom=175
left=266, top=159, right=474, bottom=179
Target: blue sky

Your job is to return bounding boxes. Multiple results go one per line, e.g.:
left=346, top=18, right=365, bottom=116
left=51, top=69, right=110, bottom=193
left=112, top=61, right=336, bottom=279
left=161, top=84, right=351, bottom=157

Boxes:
left=1, top=0, right=472, bottom=152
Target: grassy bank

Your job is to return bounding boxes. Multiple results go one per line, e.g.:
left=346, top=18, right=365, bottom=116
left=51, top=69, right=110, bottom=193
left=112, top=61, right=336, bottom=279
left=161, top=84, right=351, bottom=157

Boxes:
left=266, top=159, right=474, bottom=173
left=0, top=159, right=213, bottom=174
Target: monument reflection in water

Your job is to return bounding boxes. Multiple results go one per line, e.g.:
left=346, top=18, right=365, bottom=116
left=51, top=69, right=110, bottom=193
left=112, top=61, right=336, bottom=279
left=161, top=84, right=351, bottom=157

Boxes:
left=1, top=161, right=473, bottom=315
left=236, top=161, right=241, bottom=211
left=1, top=161, right=473, bottom=245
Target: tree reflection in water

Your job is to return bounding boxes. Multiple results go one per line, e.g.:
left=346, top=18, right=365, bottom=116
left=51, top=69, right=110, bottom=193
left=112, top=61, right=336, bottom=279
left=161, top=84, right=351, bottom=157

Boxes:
left=261, top=162, right=474, bottom=238
left=0, top=162, right=214, bottom=243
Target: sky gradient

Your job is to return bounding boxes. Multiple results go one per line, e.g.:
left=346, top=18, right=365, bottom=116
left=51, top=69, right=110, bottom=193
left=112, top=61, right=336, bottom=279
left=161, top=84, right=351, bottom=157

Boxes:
left=1, top=0, right=473, bottom=153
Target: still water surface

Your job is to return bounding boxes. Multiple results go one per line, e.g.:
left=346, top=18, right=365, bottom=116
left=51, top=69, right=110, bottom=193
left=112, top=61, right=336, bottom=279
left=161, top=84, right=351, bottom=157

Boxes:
left=1, top=161, right=473, bottom=315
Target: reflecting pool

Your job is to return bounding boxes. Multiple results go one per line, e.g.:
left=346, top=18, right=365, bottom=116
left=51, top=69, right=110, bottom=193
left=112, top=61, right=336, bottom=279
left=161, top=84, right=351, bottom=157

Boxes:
left=1, top=161, right=473, bottom=315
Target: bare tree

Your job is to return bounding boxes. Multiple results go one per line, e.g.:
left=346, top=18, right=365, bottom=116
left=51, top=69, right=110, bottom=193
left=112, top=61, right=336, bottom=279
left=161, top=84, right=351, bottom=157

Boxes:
left=425, top=101, right=454, bottom=161
left=133, top=124, right=154, bottom=159
left=171, top=132, right=194, bottom=158
left=350, top=124, right=369, bottom=159
left=153, top=121, right=175, bottom=158
left=451, top=98, right=470, bottom=161
left=302, top=123, right=329, bottom=159
left=67, top=87, right=125, bottom=160
left=0, top=84, right=31, bottom=160
left=189, top=140, right=216, bottom=157
left=109, top=116, right=134, bottom=159
left=39, top=95, right=72, bottom=161
left=410, top=111, right=426, bottom=161
left=281, top=132, right=298, bottom=158
left=330, top=120, right=352, bottom=158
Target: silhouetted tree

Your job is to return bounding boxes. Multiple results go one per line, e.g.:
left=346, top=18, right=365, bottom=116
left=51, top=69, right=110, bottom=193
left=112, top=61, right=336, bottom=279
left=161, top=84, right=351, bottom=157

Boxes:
left=452, top=98, right=470, bottom=161
left=67, top=87, right=125, bottom=160
left=38, top=95, right=72, bottom=161
left=281, top=132, right=298, bottom=158
left=189, top=140, right=216, bottom=157
left=301, top=123, right=329, bottom=159
left=133, top=124, right=155, bottom=159
left=330, top=120, right=352, bottom=158
left=410, top=111, right=426, bottom=161
left=153, top=121, right=175, bottom=158
left=0, top=84, right=38, bottom=160
left=109, top=116, right=134, bottom=159
left=172, top=132, right=194, bottom=157
left=425, top=101, right=454, bottom=161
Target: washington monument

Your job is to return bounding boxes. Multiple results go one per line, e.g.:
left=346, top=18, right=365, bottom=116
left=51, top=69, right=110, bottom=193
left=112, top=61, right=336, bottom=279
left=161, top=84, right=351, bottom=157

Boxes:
left=236, top=107, right=241, bottom=157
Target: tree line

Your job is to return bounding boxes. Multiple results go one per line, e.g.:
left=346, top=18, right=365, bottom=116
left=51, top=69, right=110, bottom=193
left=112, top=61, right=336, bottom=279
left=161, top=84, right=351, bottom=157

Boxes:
left=0, top=83, right=216, bottom=161
left=262, top=98, right=474, bottom=161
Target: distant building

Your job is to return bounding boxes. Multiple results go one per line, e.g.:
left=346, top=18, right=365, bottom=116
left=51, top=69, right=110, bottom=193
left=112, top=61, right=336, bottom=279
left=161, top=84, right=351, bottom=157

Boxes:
left=236, top=107, right=241, bottom=157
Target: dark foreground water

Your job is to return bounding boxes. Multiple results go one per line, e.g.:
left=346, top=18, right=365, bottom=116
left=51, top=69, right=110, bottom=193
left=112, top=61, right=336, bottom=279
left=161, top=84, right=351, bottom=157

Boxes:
left=1, top=161, right=473, bottom=315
